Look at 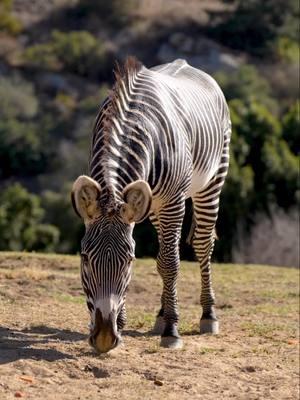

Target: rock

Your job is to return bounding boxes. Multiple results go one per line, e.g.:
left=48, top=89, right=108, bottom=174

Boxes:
left=169, top=33, right=188, bottom=48
left=157, top=34, right=242, bottom=73
left=83, top=364, right=93, bottom=372
left=169, top=33, right=194, bottom=53
left=242, top=366, right=256, bottom=373
left=180, top=37, right=194, bottom=53
left=15, top=392, right=25, bottom=398
left=219, top=53, right=240, bottom=69
left=156, top=43, right=180, bottom=64
left=36, top=73, right=74, bottom=96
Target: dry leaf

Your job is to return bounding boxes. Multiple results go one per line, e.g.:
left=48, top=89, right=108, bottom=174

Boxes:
left=287, top=339, right=298, bottom=345
left=19, top=376, right=34, bottom=384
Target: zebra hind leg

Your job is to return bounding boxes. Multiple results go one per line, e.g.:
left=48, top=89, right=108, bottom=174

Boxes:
left=192, top=193, right=222, bottom=335
left=193, top=133, right=229, bottom=334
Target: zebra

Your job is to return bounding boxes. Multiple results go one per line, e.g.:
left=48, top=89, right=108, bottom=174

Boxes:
left=71, top=56, right=231, bottom=353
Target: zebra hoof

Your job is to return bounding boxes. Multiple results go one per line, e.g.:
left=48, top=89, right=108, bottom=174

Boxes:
left=151, top=316, right=165, bottom=335
left=200, top=319, right=219, bottom=335
left=160, top=336, right=183, bottom=349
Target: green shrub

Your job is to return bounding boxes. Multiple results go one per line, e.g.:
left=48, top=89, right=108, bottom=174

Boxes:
left=0, top=75, right=54, bottom=178
left=282, top=101, right=300, bottom=154
left=0, top=0, right=22, bottom=35
left=274, top=37, right=300, bottom=62
left=79, top=85, right=109, bottom=115
left=54, top=92, right=77, bottom=116
left=215, top=98, right=298, bottom=260
left=214, top=65, right=278, bottom=114
left=0, top=184, right=59, bottom=252
left=41, top=188, right=83, bottom=254
left=24, top=30, right=108, bottom=78
left=23, top=224, right=59, bottom=253
left=0, top=119, right=47, bottom=178
left=0, top=75, right=38, bottom=119
left=209, top=0, right=299, bottom=56
left=24, top=43, right=60, bottom=70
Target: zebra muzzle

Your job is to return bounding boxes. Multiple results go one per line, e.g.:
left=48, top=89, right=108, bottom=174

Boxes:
left=89, top=309, right=120, bottom=353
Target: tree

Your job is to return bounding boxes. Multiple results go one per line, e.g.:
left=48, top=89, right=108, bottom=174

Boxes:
left=215, top=98, right=298, bottom=260
left=0, top=75, right=51, bottom=178
left=282, top=101, right=300, bottom=154
left=41, top=188, right=84, bottom=254
left=209, top=0, right=299, bottom=56
left=0, top=184, right=59, bottom=252
left=24, top=30, right=109, bottom=79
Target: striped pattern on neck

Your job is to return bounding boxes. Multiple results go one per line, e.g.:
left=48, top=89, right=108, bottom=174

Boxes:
left=90, top=57, right=148, bottom=205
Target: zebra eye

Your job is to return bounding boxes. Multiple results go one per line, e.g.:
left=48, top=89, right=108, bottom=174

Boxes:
left=81, top=253, right=89, bottom=267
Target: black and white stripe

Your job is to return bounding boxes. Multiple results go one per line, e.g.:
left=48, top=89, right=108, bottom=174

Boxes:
left=81, top=57, right=231, bottom=344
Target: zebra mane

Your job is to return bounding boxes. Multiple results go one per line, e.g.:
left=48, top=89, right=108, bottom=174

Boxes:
left=103, top=56, right=143, bottom=125
left=114, top=56, right=143, bottom=88
left=99, top=56, right=143, bottom=208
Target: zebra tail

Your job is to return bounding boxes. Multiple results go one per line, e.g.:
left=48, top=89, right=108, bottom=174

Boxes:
left=186, top=214, right=196, bottom=246
left=185, top=212, right=218, bottom=246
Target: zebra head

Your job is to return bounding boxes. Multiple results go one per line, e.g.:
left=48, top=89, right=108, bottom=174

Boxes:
left=71, top=175, right=152, bottom=353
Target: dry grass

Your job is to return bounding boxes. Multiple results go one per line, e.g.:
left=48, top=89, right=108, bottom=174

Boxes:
left=0, top=252, right=299, bottom=400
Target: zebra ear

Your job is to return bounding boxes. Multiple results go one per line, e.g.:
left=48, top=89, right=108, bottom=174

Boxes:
left=121, top=180, right=152, bottom=224
left=71, top=175, right=101, bottom=224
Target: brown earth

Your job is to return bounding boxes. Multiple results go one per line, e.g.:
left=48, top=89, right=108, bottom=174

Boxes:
left=0, top=252, right=299, bottom=400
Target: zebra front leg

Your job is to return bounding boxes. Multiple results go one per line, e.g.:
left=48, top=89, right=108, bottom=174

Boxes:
left=117, top=302, right=127, bottom=332
left=149, top=213, right=165, bottom=335
left=156, top=200, right=185, bottom=348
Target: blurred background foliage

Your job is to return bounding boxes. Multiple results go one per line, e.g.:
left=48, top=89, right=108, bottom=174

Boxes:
left=0, top=0, right=298, bottom=264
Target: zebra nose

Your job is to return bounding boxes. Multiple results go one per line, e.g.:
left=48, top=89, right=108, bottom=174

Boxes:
left=93, top=330, right=119, bottom=353
left=89, top=310, right=120, bottom=353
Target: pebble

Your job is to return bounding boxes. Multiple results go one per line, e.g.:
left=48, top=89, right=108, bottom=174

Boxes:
left=15, top=392, right=25, bottom=398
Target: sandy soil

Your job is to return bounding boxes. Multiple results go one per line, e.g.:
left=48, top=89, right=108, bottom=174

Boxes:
left=0, top=253, right=299, bottom=400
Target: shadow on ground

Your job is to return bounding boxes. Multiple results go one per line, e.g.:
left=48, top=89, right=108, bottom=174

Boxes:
left=0, top=325, right=86, bottom=364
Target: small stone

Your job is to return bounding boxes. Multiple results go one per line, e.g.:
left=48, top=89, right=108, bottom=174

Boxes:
left=15, top=392, right=25, bottom=398
left=287, top=339, right=298, bottom=345
left=154, top=380, right=164, bottom=386
left=244, top=366, right=256, bottom=373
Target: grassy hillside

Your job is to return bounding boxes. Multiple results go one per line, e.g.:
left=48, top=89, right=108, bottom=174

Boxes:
left=0, top=252, right=299, bottom=399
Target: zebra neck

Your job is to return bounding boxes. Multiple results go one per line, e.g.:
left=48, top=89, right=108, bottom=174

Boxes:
left=90, top=60, right=154, bottom=203
left=90, top=121, right=152, bottom=204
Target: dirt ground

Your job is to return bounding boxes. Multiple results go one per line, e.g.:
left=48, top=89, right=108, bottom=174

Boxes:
left=0, top=252, right=299, bottom=400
